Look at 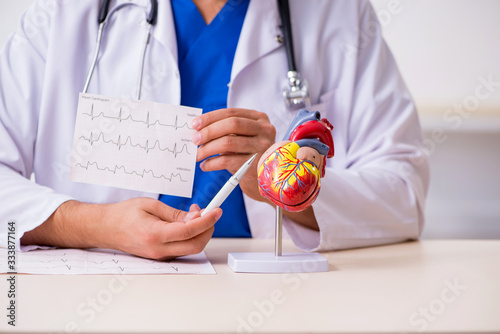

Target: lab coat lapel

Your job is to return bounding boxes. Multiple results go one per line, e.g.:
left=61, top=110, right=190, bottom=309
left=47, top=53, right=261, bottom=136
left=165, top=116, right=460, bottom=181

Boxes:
left=231, top=0, right=282, bottom=83
left=152, top=0, right=178, bottom=64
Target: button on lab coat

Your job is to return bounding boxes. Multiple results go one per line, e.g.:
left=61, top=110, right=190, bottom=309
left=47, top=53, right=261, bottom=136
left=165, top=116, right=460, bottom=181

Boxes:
left=0, top=0, right=429, bottom=251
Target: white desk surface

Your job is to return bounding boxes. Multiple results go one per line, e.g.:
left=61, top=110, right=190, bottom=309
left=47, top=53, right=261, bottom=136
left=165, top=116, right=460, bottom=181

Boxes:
left=1, top=239, right=499, bottom=334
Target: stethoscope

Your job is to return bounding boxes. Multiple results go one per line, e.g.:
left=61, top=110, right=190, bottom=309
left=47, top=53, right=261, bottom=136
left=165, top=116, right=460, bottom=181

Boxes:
left=83, top=0, right=158, bottom=100
left=277, top=0, right=310, bottom=110
left=83, top=0, right=309, bottom=109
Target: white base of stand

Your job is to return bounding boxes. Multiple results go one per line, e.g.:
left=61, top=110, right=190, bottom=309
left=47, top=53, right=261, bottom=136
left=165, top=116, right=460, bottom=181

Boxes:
left=228, top=252, right=328, bottom=273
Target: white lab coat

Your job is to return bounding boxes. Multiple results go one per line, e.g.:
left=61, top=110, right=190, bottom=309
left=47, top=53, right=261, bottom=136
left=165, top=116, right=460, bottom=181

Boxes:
left=0, top=0, right=429, bottom=252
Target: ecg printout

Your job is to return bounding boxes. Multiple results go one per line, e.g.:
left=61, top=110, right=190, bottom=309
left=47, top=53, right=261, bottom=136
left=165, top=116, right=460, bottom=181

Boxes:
left=69, top=93, right=202, bottom=197
left=0, top=248, right=215, bottom=275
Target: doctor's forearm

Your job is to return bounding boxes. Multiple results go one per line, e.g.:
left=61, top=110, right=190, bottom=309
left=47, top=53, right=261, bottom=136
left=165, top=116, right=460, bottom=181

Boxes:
left=21, top=201, right=103, bottom=249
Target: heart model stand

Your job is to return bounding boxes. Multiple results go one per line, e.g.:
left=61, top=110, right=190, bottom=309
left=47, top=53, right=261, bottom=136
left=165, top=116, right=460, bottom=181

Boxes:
left=228, top=206, right=328, bottom=273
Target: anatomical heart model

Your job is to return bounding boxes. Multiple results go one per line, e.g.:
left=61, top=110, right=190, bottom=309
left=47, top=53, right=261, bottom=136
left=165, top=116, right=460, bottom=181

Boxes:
left=228, top=109, right=333, bottom=273
left=258, top=109, right=334, bottom=212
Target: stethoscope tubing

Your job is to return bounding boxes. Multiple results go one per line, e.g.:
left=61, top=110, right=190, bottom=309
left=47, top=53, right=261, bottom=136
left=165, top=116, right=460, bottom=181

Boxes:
left=83, top=0, right=308, bottom=107
left=83, top=1, right=157, bottom=100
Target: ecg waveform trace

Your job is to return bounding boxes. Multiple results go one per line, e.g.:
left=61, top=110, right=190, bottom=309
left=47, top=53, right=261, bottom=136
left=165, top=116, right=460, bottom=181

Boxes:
left=75, top=161, right=188, bottom=182
left=70, top=93, right=201, bottom=197
left=83, top=104, right=193, bottom=130
left=79, top=131, right=191, bottom=157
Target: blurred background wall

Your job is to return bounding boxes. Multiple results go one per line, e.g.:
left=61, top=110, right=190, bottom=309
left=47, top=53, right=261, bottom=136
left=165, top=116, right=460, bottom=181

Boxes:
left=1, top=0, right=499, bottom=238
left=370, top=0, right=500, bottom=238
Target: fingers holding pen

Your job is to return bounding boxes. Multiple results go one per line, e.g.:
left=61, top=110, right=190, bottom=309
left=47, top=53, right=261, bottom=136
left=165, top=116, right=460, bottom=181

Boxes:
left=105, top=198, right=222, bottom=261
left=155, top=225, right=215, bottom=260
left=161, top=207, right=222, bottom=243
left=185, top=203, right=201, bottom=220
left=145, top=207, right=222, bottom=260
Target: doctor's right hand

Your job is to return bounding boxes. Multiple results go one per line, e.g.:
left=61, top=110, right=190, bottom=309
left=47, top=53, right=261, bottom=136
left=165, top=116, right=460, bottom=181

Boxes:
left=21, top=199, right=222, bottom=260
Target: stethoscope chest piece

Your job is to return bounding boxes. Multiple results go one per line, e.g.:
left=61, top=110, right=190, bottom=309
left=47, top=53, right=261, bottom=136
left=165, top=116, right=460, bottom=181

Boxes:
left=283, top=70, right=310, bottom=110
left=278, top=0, right=310, bottom=110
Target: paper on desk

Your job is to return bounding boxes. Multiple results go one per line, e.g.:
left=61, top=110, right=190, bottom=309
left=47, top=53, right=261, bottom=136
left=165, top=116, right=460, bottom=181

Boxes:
left=69, top=93, right=202, bottom=198
left=0, top=248, right=215, bottom=275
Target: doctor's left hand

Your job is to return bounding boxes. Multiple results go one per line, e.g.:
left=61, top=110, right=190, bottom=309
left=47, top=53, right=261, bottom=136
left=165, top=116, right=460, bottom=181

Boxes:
left=192, top=108, right=276, bottom=201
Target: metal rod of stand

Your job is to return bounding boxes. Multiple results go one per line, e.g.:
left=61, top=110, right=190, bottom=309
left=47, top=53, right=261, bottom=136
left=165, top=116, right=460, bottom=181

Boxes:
left=275, top=206, right=283, bottom=257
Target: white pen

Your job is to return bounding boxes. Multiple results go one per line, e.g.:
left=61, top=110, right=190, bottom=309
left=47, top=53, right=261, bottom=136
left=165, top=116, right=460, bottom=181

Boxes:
left=201, top=153, right=258, bottom=217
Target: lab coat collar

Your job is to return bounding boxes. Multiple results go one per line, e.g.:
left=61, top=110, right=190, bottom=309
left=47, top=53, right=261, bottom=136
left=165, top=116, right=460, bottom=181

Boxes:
left=150, top=0, right=281, bottom=82
left=231, top=0, right=282, bottom=83
left=152, top=0, right=178, bottom=64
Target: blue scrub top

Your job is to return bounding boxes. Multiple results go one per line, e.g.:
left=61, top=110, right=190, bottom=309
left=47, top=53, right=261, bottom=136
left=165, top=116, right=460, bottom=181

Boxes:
left=159, top=0, right=252, bottom=237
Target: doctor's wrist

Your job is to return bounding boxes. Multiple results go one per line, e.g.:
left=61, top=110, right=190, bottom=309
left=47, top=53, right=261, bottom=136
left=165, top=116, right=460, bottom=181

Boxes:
left=282, top=206, right=320, bottom=231
left=257, top=196, right=320, bottom=232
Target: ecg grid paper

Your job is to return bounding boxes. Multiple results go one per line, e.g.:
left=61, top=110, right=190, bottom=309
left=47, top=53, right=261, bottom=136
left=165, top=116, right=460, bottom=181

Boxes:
left=0, top=248, right=215, bottom=275
left=69, top=93, right=202, bottom=197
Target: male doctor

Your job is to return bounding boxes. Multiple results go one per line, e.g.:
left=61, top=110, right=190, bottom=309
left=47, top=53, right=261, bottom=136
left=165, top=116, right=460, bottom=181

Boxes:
left=0, top=0, right=429, bottom=259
